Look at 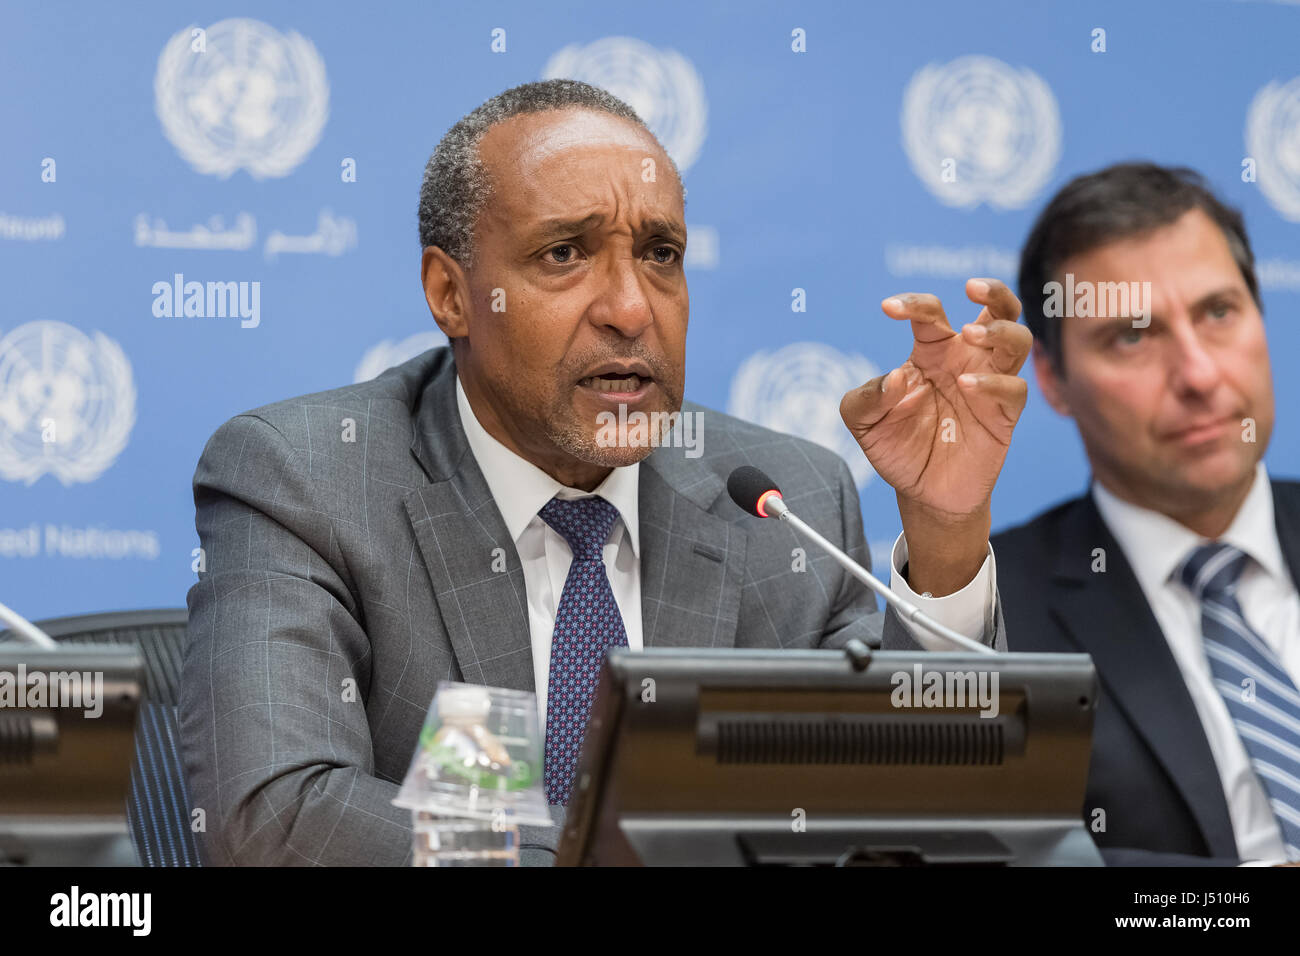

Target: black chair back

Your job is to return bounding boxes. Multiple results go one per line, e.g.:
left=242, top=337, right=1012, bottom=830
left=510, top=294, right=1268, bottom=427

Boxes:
left=30, top=608, right=201, bottom=866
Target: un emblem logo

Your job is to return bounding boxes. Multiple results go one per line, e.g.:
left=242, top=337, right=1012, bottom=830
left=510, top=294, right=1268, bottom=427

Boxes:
left=543, top=36, right=708, bottom=173
left=1246, top=77, right=1300, bottom=222
left=728, top=343, right=879, bottom=489
left=901, top=55, right=1060, bottom=210
left=0, top=321, right=136, bottom=486
left=353, top=330, right=448, bottom=383
left=155, top=18, right=329, bottom=180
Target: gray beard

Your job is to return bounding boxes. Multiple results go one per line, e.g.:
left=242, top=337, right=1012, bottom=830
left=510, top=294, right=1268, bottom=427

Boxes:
left=544, top=415, right=654, bottom=470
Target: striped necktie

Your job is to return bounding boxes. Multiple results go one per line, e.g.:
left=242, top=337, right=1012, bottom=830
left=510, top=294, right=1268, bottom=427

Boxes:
left=1178, top=541, right=1300, bottom=860
left=538, top=495, right=629, bottom=806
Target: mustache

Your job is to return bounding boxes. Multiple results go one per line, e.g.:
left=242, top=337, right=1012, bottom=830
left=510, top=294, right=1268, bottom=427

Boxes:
left=562, top=345, right=678, bottom=385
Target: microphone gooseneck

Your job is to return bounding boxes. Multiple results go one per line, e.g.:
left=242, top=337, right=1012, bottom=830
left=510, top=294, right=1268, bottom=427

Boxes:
left=726, top=466, right=995, bottom=656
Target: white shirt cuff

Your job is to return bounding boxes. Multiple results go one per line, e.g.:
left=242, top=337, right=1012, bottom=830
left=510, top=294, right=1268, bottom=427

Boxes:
left=888, top=531, right=997, bottom=651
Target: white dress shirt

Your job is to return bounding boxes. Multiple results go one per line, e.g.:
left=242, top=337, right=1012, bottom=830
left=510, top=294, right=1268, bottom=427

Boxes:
left=455, top=376, right=997, bottom=728
left=888, top=535, right=997, bottom=652
left=1092, top=463, right=1300, bottom=862
left=455, top=379, right=643, bottom=729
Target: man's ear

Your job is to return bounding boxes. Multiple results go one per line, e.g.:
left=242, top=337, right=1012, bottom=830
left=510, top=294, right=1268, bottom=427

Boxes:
left=421, top=246, right=470, bottom=338
left=1031, top=341, right=1072, bottom=417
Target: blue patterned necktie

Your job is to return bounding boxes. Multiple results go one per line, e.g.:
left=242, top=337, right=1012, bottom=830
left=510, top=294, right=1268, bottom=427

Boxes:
left=538, top=495, right=629, bottom=805
left=1179, top=542, right=1300, bottom=860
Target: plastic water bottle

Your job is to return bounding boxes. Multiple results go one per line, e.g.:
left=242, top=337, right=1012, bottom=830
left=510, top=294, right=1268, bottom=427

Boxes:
left=395, top=683, right=550, bottom=866
left=413, top=809, right=520, bottom=867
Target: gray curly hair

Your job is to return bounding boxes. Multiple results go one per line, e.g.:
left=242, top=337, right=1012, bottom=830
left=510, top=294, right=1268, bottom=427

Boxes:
left=417, top=79, right=683, bottom=267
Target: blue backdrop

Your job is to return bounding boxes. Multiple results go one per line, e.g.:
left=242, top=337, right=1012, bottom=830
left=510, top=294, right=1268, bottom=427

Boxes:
left=3, top=0, right=1298, bottom=620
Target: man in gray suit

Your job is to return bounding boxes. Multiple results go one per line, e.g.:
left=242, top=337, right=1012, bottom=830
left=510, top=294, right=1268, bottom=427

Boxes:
left=180, top=79, right=1029, bottom=865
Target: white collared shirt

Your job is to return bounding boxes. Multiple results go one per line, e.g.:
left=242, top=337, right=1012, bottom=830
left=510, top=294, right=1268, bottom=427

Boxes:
left=455, top=378, right=642, bottom=729
left=455, top=376, right=997, bottom=726
left=1092, top=463, right=1300, bottom=862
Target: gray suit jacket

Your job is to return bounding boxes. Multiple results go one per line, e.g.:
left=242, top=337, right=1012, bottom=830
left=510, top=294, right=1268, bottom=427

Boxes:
left=180, top=346, right=988, bottom=866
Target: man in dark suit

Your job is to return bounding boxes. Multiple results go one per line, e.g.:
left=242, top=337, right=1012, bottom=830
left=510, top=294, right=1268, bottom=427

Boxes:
left=995, top=163, right=1298, bottom=864
left=180, top=79, right=1031, bottom=865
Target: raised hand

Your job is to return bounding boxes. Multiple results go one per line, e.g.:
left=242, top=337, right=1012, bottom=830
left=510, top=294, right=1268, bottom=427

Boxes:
left=840, top=278, right=1031, bottom=518
left=840, top=278, right=1031, bottom=595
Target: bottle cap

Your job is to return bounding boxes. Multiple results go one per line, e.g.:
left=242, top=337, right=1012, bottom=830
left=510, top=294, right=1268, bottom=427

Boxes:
left=436, top=685, right=493, bottom=721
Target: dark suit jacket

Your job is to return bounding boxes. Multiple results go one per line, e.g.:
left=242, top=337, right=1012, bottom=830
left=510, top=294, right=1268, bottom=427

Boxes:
left=180, top=346, right=936, bottom=865
left=991, top=480, right=1300, bottom=865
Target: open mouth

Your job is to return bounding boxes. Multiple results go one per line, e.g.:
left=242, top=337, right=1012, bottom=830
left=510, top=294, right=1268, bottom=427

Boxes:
left=578, top=372, right=650, bottom=393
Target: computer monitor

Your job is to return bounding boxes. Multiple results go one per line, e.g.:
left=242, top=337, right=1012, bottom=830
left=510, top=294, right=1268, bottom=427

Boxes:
left=556, top=645, right=1101, bottom=866
left=0, top=646, right=143, bottom=865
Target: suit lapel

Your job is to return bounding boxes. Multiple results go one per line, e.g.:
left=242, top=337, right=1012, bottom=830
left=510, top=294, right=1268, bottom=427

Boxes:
left=1048, top=493, right=1238, bottom=857
left=638, top=440, right=747, bottom=649
left=401, top=364, right=748, bottom=675
left=401, top=349, right=534, bottom=692
left=1271, top=481, right=1300, bottom=593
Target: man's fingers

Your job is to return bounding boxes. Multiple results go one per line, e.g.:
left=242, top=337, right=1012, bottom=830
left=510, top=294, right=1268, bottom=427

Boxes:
left=882, top=292, right=955, bottom=340
left=840, top=366, right=913, bottom=431
left=965, top=277, right=1022, bottom=324
left=956, top=372, right=1029, bottom=423
left=960, top=318, right=1033, bottom=374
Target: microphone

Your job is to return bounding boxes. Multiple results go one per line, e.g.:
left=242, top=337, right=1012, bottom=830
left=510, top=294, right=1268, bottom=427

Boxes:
left=726, top=465, right=995, bottom=656
left=0, top=599, right=58, bottom=648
